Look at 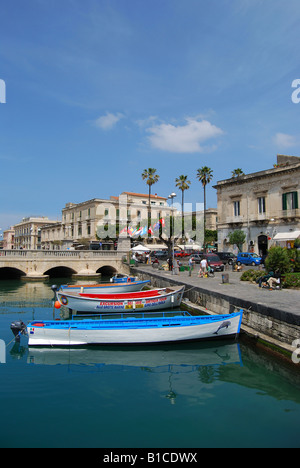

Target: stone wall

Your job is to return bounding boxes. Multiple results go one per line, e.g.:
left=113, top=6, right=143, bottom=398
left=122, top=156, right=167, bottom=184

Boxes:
left=132, top=268, right=300, bottom=354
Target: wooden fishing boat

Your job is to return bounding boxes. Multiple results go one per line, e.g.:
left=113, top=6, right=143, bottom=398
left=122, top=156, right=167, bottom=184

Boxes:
left=55, top=286, right=185, bottom=314
left=56, top=276, right=150, bottom=294
left=24, top=310, right=243, bottom=347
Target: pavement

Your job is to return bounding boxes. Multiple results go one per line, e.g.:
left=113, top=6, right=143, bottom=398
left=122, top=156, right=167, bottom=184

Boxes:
left=133, top=264, right=300, bottom=321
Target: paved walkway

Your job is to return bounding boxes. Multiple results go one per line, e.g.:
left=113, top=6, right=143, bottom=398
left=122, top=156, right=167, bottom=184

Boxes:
left=134, top=264, right=300, bottom=319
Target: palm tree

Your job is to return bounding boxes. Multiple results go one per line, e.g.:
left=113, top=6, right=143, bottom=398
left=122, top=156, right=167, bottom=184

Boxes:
left=231, top=168, right=245, bottom=178
left=175, top=175, right=191, bottom=241
left=196, top=166, right=213, bottom=252
left=141, top=168, right=160, bottom=233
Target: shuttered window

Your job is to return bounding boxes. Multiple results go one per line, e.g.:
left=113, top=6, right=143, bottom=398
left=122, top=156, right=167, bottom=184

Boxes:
left=282, top=192, right=299, bottom=210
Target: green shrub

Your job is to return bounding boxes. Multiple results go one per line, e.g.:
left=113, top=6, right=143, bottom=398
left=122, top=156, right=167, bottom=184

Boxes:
left=240, top=269, right=266, bottom=282
left=282, top=273, right=300, bottom=289
left=265, top=246, right=291, bottom=274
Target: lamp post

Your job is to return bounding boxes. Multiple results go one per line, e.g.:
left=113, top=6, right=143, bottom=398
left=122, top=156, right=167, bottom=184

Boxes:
left=168, top=192, right=177, bottom=275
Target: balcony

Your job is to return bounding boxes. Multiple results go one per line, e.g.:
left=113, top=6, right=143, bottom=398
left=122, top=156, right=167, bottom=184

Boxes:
left=226, top=216, right=244, bottom=225
left=279, top=209, right=300, bottom=219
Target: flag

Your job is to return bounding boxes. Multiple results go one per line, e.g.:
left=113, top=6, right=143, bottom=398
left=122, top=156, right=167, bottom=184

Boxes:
left=127, top=226, right=135, bottom=237
left=140, top=226, right=148, bottom=237
left=134, top=227, right=143, bottom=237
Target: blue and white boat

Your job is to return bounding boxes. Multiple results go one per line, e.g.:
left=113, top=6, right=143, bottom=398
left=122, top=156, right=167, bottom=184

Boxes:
left=57, top=275, right=150, bottom=295
left=22, top=310, right=243, bottom=347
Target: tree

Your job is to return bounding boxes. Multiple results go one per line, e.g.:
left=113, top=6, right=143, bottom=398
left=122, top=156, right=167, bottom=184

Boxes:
left=175, top=174, right=191, bottom=241
left=265, top=246, right=292, bottom=274
left=196, top=166, right=213, bottom=251
left=228, top=230, right=246, bottom=252
left=141, top=168, right=160, bottom=235
left=231, top=168, right=245, bottom=178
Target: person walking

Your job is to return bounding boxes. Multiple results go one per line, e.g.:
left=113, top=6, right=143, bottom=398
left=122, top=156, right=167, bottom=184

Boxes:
left=198, top=257, right=208, bottom=277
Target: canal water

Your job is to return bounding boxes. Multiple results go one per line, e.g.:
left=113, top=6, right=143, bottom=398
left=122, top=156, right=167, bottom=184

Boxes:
left=0, top=278, right=299, bottom=448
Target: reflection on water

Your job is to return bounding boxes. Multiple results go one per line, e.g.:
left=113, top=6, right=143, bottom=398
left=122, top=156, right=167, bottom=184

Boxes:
left=1, top=279, right=300, bottom=448
left=0, top=278, right=102, bottom=307
left=10, top=340, right=243, bottom=406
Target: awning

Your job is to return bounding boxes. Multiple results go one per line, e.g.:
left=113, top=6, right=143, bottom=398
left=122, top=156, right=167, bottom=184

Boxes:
left=273, top=231, right=300, bottom=242
left=131, top=244, right=150, bottom=252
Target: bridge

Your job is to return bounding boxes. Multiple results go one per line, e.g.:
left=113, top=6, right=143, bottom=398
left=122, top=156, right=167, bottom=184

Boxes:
left=0, top=250, right=130, bottom=281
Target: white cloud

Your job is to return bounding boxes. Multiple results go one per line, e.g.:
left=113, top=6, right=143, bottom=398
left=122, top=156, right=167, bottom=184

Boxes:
left=146, top=118, right=224, bottom=153
left=94, top=112, right=124, bottom=130
left=273, top=132, right=298, bottom=149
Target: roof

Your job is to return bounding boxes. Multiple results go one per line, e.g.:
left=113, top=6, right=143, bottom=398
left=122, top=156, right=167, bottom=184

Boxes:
left=119, top=192, right=167, bottom=200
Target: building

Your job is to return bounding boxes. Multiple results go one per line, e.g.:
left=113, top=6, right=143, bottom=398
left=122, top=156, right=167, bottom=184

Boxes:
left=41, top=191, right=173, bottom=250
left=2, top=227, right=15, bottom=249
left=14, top=217, right=58, bottom=250
left=214, top=155, right=300, bottom=254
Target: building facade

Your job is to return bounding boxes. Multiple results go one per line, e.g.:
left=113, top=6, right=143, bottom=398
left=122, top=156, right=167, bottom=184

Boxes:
left=14, top=217, right=58, bottom=250
left=214, top=155, right=300, bottom=254
left=2, top=227, right=15, bottom=249
left=40, top=191, right=173, bottom=250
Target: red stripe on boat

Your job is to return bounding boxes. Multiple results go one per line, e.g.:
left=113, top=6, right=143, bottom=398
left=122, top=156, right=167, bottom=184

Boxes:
left=79, top=290, right=161, bottom=300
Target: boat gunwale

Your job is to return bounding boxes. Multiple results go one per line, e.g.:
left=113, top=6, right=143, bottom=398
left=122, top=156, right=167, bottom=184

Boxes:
left=28, top=311, right=243, bottom=331
left=57, top=286, right=185, bottom=302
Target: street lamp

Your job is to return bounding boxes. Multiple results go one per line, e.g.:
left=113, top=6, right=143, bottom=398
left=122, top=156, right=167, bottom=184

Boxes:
left=168, top=193, right=177, bottom=275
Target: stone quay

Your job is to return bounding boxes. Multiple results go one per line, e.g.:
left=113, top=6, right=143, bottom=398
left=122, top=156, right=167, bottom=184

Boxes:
left=131, top=264, right=300, bottom=360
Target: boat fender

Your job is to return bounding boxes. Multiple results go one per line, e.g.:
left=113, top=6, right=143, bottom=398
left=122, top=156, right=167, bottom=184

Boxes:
left=127, top=277, right=131, bottom=283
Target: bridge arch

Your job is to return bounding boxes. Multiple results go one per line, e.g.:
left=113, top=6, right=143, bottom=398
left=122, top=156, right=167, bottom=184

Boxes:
left=97, top=265, right=118, bottom=277
left=0, top=267, right=26, bottom=280
left=44, top=266, right=77, bottom=278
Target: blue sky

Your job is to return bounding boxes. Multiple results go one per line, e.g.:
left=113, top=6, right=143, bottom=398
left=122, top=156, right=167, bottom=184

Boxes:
left=1, top=0, right=300, bottom=230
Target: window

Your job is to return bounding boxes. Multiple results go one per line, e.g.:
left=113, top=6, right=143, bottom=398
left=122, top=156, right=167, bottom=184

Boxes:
left=233, top=201, right=240, bottom=217
left=282, top=192, right=298, bottom=210
left=104, top=209, right=109, bottom=217
left=258, top=197, right=266, bottom=214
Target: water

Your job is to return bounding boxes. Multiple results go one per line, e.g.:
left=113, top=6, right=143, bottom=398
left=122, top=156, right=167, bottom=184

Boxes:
left=0, top=279, right=299, bottom=448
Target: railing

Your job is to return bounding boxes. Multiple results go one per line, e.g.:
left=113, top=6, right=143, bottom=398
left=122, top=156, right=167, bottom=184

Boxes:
left=0, top=250, right=126, bottom=259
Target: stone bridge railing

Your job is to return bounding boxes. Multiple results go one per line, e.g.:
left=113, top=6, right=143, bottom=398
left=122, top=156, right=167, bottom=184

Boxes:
left=0, top=250, right=130, bottom=280
left=0, top=250, right=124, bottom=258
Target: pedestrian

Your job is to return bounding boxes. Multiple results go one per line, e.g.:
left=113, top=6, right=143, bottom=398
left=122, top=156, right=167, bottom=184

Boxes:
left=188, top=256, right=194, bottom=276
left=198, top=257, right=208, bottom=277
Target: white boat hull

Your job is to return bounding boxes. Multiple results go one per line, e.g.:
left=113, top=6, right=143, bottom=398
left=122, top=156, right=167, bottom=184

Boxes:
left=59, top=280, right=149, bottom=294
left=27, top=312, right=243, bottom=347
left=56, top=286, right=185, bottom=313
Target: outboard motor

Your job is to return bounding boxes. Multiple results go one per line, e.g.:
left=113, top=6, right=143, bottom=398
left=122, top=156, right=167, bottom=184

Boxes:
left=10, top=321, right=27, bottom=342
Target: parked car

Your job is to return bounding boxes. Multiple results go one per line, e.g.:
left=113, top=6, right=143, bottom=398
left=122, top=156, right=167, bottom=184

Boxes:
left=150, top=250, right=168, bottom=261
left=191, top=253, right=224, bottom=271
left=236, top=252, right=262, bottom=266
left=217, top=252, right=237, bottom=265
left=203, top=253, right=225, bottom=272
left=174, top=250, right=191, bottom=258
left=190, top=253, right=203, bottom=264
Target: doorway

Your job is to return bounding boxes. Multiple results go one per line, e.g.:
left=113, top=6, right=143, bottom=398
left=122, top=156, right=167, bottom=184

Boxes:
left=258, top=235, right=268, bottom=256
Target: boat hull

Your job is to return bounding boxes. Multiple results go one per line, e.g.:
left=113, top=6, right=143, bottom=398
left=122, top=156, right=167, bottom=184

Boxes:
left=56, top=286, right=185, bottom=313
left=27, top=311, right=243, bottom=347
left=59, top=280, right=150, bottom=294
